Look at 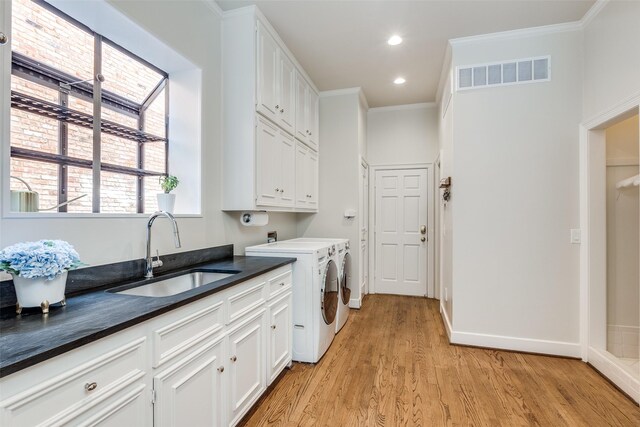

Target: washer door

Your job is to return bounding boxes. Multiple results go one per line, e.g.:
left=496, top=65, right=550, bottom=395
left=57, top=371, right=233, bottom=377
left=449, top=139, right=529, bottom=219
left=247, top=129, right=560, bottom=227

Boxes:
left=340, top=252, right=352, bottom=305
left=321, top=260, right=338, bottom=324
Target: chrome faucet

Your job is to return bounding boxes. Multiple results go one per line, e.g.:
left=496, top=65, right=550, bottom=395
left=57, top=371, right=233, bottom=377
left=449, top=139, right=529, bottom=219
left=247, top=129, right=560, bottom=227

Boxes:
left=146, top=211, right=181, bottom=278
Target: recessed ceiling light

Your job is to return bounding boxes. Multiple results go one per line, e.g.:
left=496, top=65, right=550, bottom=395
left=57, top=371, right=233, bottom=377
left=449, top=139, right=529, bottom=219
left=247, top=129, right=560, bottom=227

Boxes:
left=388, top=35, right=403, bottom=46
left=394, top=77, right=406, bottom=85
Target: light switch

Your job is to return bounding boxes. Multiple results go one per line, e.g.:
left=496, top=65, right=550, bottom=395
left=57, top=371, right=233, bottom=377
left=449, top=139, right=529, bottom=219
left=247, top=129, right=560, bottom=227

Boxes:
left=570, top=229, right=581, bottom=244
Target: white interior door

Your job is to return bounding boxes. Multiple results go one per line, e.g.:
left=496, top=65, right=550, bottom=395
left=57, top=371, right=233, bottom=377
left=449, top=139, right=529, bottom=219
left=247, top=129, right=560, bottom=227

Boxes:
left=374, top=168, right=428, bottom=296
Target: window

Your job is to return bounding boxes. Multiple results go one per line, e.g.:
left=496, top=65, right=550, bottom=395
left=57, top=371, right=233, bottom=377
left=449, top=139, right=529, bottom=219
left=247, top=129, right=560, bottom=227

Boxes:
left=9, top=0, right=169, bottom=213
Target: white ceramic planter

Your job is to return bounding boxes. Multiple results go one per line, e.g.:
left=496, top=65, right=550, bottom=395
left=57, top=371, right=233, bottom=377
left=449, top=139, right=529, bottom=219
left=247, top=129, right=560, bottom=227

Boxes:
left=157, top=193, right=176, bottom=213
left=12, top=271, right=67, bottom=314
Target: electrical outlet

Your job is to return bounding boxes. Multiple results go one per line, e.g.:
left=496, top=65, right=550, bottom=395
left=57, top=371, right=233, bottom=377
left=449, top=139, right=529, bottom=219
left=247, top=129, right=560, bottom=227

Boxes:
left=570, top=229, right=581, bottom=244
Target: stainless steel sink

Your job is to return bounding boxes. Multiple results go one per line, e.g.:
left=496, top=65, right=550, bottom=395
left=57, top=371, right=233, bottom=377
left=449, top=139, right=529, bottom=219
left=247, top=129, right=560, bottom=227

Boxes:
left=113, top=271, right=236, bottom=297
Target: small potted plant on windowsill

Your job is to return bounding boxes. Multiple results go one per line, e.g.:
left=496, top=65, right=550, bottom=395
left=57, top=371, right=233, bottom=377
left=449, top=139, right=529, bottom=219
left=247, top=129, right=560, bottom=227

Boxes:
left=0, top=240, right=83, bottom=315
left=157, top=175, right=179, bottom=213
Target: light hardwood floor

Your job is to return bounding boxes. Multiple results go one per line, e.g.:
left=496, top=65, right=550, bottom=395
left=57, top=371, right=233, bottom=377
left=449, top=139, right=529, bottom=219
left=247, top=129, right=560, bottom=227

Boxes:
left=241, top=295, right=640, bottom=426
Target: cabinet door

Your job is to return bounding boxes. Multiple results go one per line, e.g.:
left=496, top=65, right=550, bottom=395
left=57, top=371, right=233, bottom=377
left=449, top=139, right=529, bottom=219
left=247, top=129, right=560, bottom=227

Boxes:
left=295, top=143, right=309, bottom=208
left=267, top=294, right=292, bottom=384
left=153, top=337, right=225, bottom=427
left=256, top=117, right=281, bottom=207
left=256, top=23, right=279, bottom=123
left=294, top=73, right=309, bottom=144
left=307, top=149, right=319, bottom=208
left=307, top=88, right=319, bottom=150
left=228, top=311, right=266, bottom=426
left=279, top=131, right=296, bottom=207
left=278, top=52, right=296, bottom=135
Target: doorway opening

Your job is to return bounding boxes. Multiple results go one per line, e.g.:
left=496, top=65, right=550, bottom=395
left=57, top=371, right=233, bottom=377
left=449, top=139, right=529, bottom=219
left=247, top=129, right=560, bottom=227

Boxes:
left=370, top=165, right=434, bottom=297
left=581, top=103, right=639, bottom=403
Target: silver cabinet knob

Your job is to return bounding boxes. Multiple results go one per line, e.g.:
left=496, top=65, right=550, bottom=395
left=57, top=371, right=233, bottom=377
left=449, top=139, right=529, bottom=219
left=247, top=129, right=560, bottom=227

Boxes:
left=230, top=355, right=237, bottom=362
left=275, top=105, right=280, bottom=109
left=85, top=382, right=98, bottom=392
left=275, top=188, right=280, bottom=192
left=217, top=366, right=224, bottom=373
left=421, top=237, right=426, bottom=242
left=0, top=32, right=7, bottom=45
left=280, top=108, right=284, bottom=113
left=271, top=325, right=276, bottom=330
left=280, top=189, right=284, bottom=193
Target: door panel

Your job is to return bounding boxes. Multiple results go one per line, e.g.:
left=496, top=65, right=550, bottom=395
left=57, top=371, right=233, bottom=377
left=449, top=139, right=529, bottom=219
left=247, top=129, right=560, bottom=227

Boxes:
left=307, top=150, right=318, bottom=207
left=268, top=295, right=292, bottom=384
left=256, top=118, right=281, bottom=206
left=153, top=338, right=224, bottom=427
left=256, top=23, right=278, bottom=122
left=295, top=143, right=308, bottom=207
left=294, top=74, right=308, bottom=143
left=228, top=312, right=265, bottom=426
left=307, top=89, right=319, bottom=149
left=279, top=132, right=295, bottom=206
left=375, top=169, right=428, bottom=296
left=278, top=52, right=296, bottom=134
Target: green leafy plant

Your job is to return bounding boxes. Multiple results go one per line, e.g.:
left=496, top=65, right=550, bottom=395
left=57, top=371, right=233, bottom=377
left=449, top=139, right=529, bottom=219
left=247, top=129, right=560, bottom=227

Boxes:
left=159, top=175, right=179, bottom=193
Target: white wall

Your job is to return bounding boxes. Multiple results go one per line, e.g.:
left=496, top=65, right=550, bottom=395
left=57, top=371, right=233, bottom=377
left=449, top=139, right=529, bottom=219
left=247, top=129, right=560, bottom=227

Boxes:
left=0, top=0, right=298, bottom=269
left=583, top=0, right=640, bottom=120
left=367, top=104, right=439, bottom=166
left=447, top=29, right=583, bottom=354
left=297, top=90, right=364, bottom=305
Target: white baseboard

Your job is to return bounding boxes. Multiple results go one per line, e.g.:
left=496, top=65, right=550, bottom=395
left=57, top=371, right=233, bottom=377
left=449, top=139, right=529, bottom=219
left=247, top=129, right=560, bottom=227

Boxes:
left=449, top=330, right=581, bottom=358
left=349, top=296, right=362, bottom=309
left=439, top=302, right=452, bottom=340
left=588, top=346, right=640, bottom=404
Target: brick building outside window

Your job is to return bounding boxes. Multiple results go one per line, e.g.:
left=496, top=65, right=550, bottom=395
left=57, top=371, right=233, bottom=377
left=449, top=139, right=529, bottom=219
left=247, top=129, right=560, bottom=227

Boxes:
left=9, top=0, right=169, bottom=213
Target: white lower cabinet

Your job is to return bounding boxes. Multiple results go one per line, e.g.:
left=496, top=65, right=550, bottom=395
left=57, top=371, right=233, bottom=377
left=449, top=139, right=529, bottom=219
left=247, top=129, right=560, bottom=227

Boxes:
left=267, top=294, right=292, bottom=384
left=153, top=335, right=225, bottom=427
left=0, top=266, right=293, bottom=427
left=0, top=332, right=149, bottom=427
left=227, top=310, right=266, bottom=426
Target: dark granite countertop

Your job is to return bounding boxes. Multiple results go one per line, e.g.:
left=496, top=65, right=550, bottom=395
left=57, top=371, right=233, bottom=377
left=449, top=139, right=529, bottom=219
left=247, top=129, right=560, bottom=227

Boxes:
left=0, top=255, right=295, bottom=378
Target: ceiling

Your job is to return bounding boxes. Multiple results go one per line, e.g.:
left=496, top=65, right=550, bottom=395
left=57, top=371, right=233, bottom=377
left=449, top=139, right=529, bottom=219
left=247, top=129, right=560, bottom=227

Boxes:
left=216, top=0, right=595, bottom=107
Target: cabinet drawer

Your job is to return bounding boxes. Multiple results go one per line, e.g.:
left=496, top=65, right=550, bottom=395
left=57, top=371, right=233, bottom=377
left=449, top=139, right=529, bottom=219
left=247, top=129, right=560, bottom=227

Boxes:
left=227, top=280, right=266, bottom=324
left=268, top=270, right=292, bottom=300
left=152, top=300, right=224, bottom=369
left=0, top=337, right=146, bottom=427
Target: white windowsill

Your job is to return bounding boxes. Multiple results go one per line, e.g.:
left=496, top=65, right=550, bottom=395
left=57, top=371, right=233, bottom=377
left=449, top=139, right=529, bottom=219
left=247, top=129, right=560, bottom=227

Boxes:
left=2, top=213, right=203, bottom=219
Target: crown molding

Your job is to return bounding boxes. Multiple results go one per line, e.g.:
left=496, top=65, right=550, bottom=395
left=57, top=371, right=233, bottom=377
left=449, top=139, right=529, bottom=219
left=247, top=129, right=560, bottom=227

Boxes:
left=449, top=21, right=582, bottom=47
left=359, top=89, right=369, bottom=111
left=320, top=87, right=362, bottom=98
left=435, top=42, right=452, bottom=104
left=580, top=0, right=610, bottom=29
left=320, top=87, right=369, bottom=110
left=448, top=0, right=609, bottom=48
left=201, top=0, right=223, bottom=17
left=368, top=102, right=436, bottom=114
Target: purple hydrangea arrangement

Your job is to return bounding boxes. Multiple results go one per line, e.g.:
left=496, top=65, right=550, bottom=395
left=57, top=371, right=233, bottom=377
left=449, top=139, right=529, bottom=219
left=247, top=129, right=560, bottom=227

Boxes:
left=0, top=240, right=82, bottom=280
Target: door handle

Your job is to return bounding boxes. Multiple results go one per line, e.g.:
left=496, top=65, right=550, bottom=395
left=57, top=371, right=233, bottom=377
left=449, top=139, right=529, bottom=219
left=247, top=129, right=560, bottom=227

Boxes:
left=420, top=225, right=427, bottom=234
left=421, top=237, right=426, bottom=242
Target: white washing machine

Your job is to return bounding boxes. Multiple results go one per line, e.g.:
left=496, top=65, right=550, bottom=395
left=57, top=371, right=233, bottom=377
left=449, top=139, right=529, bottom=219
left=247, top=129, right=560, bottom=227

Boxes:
left=290, top=238, right=351, bottom=333
left=245, top=241, right=339, bottom=363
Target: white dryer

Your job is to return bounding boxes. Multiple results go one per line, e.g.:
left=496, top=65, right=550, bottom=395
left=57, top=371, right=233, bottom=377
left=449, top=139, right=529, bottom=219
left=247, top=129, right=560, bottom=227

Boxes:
left=290, top=238, right=351, bottom=333
left=245, top=241, right=339, bottom=363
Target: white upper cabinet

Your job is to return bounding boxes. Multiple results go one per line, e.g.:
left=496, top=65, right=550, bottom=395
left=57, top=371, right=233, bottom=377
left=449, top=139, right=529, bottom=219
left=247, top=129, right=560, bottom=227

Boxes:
left=256, top=117, right=295, bottom=208
left=256, top=23, right=279, bottom=123
left=222, top=6, right=319, bottom=212
left=294, top=73, right=319, bottom=151
left=257, top=22, right=295, bottom=135
left=278, top=52, right=296, bottom=134
left=295, top=141, right=318, bottom=209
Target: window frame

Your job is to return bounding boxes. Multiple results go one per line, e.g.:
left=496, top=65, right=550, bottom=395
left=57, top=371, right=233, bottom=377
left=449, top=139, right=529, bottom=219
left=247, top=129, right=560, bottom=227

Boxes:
left=9, top=0, right=169, bottom=214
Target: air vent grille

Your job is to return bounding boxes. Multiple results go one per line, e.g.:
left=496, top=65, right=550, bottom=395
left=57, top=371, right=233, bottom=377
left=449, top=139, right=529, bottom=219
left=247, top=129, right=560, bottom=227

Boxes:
left=456, top=56, right=550, bottom=91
